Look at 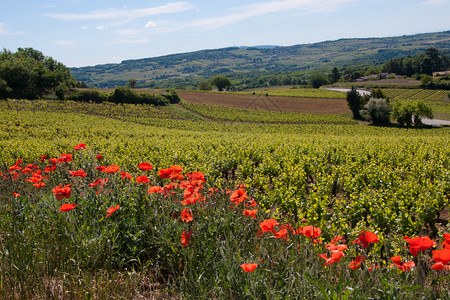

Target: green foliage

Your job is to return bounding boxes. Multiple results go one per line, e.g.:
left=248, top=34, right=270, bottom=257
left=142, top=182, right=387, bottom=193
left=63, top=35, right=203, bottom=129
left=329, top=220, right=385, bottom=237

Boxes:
left=0, top=48, right=76, bottom=99
left=197, top=81, right=211, bottom=90
left=360, top=98, right=391, bottom=124
left=309, top=73, right=329, bottom=88
left=210, top=75, right=232, bottom=91
left=371, top=87, right=387, bottom=100
left=55, top=83, right=68, bottom=100
left=346, top=87, right=365, bottom=119
left=160, top=89, right=181, bottom=104
left=68, top=89, right=109, bottom=103
left=108, top=86, right=170, bottom=106
left=329, top=67, right=341, bottom=83
left=392, top=100, right=433, bottom=127
left=382, top=48, right=450, bottom=77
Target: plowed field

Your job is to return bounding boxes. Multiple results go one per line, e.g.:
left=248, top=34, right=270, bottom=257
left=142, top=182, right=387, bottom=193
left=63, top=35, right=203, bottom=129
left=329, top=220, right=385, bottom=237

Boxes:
left=178, top=91, right=349, bottom=114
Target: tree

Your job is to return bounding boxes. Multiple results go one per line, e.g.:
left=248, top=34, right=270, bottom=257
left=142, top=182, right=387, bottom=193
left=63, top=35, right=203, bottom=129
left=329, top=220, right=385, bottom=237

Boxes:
left=210, top=75, right=231, bottom=91
left=309, top=73, right=329, bottom=88
left=127, top=79, right=137, bottom=88
left=360, top=98, right=391, bottom=124
left=198, top=81, right=211, bottom=90
left=329, top=67, right=341, bottom=83
left=392, top=100, right=433, bottom=127
left=371, top=88, right=387, bottom=100
left=0, top=48, right=76, bottom=99
left=346, top=87, right=365, bottom=120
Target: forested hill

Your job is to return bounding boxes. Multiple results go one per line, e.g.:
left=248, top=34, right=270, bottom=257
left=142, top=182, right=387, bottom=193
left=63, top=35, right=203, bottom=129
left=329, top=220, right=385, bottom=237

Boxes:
left=70, top=31, right=450, bottom=88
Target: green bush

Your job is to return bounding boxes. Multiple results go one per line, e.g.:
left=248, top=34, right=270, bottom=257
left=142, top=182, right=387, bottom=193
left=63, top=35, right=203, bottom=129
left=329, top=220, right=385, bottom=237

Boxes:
left=360, top=98, right=391, bottom=124
left=68, top=89, right=109, bottom=103
left=392, top=100, right=433, bottom=127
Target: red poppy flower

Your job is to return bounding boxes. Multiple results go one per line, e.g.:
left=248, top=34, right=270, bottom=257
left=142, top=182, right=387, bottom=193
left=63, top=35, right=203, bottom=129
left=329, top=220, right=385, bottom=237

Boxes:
left=33, top=182, right=46, bottom=188
left=96, top=154, right=103, bottom=162
left=230, top=188, right=248, bottom=205
left=88, top=178, right=108, bottom=188
left=135, top=175, right=149, bottom=184
left=319, top=250, right=345, bottom=266
left=275, top=228, right=288, bottom=240
left=106, top=205, right=120, bottom=218
left=70, top=170, right=87, bottom=177
left=390, top=255, right=415, bottom=271
left=13, top=192, right=20, bottom=197
left=259, top=219, right=279, bottom=235
left=120, top=172, right=132, bottom=180
left=348, top=255, right=366, bottom=269
left=432, top=248, right=450, bottom=265
left=352, top=231, right=379, bottom=248
left=45, top=165, right=57, bottom=173
left=186, top=171, right=205, bottom=186
left=60, top=153, right=73, bottom=163
left=441, top=233, right=450, bottom=249
left=60, top=203, right=77, bottom=212
left=303, top=225, right=322, bottom=239
left=40, top=155, right=48, bottom=162
left=180, top=208, right=193, bottom=222
left=181, top=230, right=192, bottom=247
left=138, top=162, right=153, bottom=171
left=73, top=143, right=86, bottom=150
left=104, top=165, right=120, bottom=173
left=148, top=186, right=162, bottom=194
left=243, top=209, right=258, bottom=219
left=240, top=263, right=258, bottom=272
left=403, top=236, right=436, bottom=256
left=52, top=184, right=72, bottom=200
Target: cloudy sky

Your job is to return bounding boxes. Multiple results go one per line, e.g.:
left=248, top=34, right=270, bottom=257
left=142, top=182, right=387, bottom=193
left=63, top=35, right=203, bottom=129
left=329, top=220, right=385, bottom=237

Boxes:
left=1, top=0, right=449, bottom=67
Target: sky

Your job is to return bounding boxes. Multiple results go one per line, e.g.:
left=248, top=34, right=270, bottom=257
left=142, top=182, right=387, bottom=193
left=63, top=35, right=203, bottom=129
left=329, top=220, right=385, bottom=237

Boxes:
left=1, top=0, right=449, bottom=67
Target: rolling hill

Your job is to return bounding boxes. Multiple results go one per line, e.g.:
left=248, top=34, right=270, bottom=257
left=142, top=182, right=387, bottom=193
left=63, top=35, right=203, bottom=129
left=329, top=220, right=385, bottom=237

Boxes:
left=70, top=31, right=450, bottom=88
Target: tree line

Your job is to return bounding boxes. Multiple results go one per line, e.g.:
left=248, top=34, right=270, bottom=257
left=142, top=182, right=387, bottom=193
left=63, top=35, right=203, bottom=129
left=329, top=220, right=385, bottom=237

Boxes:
left=68, top=87, right=180, bottom=106
left=0, top=48, right=77, bottom=99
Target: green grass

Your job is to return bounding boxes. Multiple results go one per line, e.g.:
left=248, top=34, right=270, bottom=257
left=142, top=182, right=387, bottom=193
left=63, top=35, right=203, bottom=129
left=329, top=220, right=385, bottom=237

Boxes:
left=0, top=99, right=449, bottom=298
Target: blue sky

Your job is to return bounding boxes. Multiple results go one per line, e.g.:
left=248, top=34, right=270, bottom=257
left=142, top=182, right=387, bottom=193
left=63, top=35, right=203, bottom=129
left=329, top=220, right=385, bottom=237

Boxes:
left=1, top=0, right=449, bottom=67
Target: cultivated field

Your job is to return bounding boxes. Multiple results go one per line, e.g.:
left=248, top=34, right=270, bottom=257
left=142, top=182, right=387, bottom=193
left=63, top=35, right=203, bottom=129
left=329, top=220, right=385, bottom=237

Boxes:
left=178, top=91, right=349, bottom=114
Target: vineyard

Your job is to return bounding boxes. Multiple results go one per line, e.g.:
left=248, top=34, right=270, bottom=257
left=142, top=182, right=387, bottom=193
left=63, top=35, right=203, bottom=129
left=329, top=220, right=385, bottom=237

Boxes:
left=0, top=99, right=449, bottom=298
left=382, top=89, right=448, bottom=102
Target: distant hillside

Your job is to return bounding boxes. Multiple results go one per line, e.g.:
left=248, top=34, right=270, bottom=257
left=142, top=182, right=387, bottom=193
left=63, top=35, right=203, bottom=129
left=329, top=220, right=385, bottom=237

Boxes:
left=71, top=31, right=450, bottom=88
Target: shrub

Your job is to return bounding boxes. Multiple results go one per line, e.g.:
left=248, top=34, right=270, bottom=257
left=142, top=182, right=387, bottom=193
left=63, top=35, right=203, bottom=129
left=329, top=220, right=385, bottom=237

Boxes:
left=161, top=89, right=180, bottom=104
left=360, top=98, right=391, bottom=124
left=68, top=89, right=109, bottom=103
left=392, top=100, right=433, bottom=127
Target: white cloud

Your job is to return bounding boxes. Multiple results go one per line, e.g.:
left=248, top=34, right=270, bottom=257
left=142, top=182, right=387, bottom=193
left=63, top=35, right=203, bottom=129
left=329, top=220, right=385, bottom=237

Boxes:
left=46, top=2, right=192, bottom=21
left=81, top=26, right=89, bottom=30
left=145, top=21, right=156, bottom=28
left=0, top=23, right=25, bottom=35
left=170, top=0, right=356, bottom=31
left=54, top=40, right=75, bottom=46
left=96, top=25, right=108, bottom=30
left=419, top=0, right=449, bottom=5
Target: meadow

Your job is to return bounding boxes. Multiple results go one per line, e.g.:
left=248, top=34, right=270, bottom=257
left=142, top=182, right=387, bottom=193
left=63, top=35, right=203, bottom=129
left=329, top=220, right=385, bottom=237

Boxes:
left=0, top=97, right=449, bottom=299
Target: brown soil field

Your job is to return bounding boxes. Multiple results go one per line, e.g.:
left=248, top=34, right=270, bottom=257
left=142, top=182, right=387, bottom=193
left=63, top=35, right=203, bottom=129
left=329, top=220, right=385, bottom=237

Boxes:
left=178, top=91, right=350, bottom=114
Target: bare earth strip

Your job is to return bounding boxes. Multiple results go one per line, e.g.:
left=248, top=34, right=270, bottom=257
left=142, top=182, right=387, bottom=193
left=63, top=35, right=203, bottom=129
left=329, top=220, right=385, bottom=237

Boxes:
left=178, top=91, right=350, bottom=114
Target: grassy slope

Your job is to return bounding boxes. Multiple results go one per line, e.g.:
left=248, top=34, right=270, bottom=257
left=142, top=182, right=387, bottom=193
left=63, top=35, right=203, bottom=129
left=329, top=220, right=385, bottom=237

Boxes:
left=70, top=31, right=450, bottom=87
